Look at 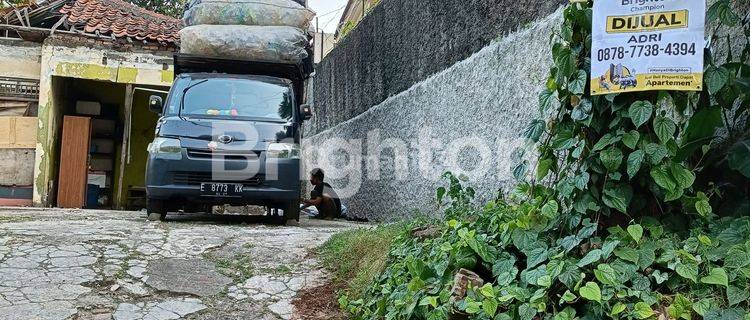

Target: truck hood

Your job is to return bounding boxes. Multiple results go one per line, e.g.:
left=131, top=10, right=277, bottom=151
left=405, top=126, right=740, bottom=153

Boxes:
left=156, top=116, right=296, bottom=151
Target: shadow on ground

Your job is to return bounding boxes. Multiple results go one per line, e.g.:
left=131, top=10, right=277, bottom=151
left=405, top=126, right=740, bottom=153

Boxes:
left=163, top=212, right=281, bottom=225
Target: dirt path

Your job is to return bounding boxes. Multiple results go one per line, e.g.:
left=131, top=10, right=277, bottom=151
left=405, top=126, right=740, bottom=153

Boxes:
left=0, top=208, right=361, bottom=319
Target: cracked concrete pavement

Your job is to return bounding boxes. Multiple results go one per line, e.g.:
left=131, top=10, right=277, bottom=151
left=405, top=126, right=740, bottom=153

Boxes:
left=0, top=208, right=361, bottom=319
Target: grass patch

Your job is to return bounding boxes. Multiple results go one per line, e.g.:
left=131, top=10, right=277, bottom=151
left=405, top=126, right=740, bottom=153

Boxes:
left=214, top=254, right=254, bottom=283
left=242, top=243, right=256, bottom=249
left=318, top=223, right=407, bottom=300
left=271, top=265, right=292, bottom=274
left=259, top=265, right=292, bottom=275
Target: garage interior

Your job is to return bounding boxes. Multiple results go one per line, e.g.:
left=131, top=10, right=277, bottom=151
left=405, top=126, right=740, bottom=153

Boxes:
left=49, top=76, right=167, bottom=210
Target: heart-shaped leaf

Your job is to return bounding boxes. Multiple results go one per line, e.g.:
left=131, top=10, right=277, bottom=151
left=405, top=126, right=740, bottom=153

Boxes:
left=539, top=89, right=555, bottom=113
left=524, top=119, right=546, bottom=142
left=541, top=200, right=559, bottom=219
left=653, top=116, right=676, bottom=143
left=579, top=282, right=601, bottom=303
left=634, top=302, right=655, bottom=319
left=628, top=224, right=644, bottom=243
left=626, top=150, right=644, bottom=179
left=603, top=183, right=633, bottom=213
left=695, top=200, right=714, bottom=217
left=622, top=130, right=640, bottom=149
left=669, top=162, right=695, bottom=189
left=676, top=262, right=698, bottom=283
left=700, top=268, right=728, bottom=287
left=705, top=65, right=730, bottom=95
left=629, top=101, right=653, bottom=128
left=600, top=147, right=624, bottom=172
left=650, top=166, right=678, bottom=193
left=569, top=70, right=588, bottom=95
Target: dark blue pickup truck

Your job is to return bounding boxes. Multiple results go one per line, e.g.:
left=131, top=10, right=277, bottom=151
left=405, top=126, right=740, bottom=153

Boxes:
left=145, top=54, right=313, bottom=224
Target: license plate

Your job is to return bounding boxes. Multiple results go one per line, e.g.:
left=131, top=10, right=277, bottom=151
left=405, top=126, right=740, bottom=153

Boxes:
left=200, top=183, right=243, bottom=197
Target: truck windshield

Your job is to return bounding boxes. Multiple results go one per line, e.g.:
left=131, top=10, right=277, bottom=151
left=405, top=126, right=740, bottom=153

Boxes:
left=167, top=78, right=294, bottom=122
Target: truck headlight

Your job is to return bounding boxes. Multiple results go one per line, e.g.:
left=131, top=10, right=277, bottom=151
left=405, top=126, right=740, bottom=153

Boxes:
left=267, top=143, right=300, bottom=159
left=148, top=137, right=182, bottom=159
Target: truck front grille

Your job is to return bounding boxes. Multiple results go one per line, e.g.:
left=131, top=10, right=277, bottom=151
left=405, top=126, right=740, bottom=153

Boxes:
left=187, top=149, right=262, bottom=161
left=172, top=172, right=264, bottom=186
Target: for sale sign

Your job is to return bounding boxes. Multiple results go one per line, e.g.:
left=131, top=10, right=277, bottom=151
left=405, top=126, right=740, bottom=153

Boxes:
left=590, top=0, right=705, bottom=95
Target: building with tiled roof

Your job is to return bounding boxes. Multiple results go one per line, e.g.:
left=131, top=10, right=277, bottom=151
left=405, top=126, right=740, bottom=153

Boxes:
left=0, top=0, right=182, bottom=208
left=60, top=0, right=182, bottom=45
left=1, top=0, right=181, bottom=48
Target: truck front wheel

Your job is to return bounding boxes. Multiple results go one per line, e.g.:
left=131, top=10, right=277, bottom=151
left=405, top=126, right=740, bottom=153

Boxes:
left=147, top=198, right=167, bottom=221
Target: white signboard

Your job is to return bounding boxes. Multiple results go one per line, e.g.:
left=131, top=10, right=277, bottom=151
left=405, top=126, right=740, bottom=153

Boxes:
left=590, top=0, right=705, bottom=95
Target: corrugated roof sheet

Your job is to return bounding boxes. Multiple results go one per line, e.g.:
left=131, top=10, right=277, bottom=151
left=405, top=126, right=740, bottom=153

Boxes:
left=60, top=0, right=182, bottom=45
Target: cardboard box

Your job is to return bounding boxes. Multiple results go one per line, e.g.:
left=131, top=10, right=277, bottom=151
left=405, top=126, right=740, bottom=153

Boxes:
left=87, top=172, right=109, bottom=188
left=75, top=101, right=102, bottom=116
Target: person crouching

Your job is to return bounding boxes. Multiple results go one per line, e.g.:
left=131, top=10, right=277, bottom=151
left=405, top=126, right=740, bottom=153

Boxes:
left=301, top=168, right=341, bottom=219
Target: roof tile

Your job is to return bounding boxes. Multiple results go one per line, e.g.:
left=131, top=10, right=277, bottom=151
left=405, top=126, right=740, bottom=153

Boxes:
left=60, top=0, right=182, bottom=45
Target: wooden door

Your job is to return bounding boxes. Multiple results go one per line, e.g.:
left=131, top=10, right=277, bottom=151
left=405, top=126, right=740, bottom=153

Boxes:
left=57, top=116, right=91, bottom=208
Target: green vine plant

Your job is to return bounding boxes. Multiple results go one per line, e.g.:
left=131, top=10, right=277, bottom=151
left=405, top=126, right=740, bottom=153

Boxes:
left=340, top=1, right=750, bottom=319
left=517, top=1, right=750, bottom=226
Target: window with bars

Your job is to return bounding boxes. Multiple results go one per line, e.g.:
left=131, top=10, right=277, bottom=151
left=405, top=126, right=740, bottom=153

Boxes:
left=0, top=77, right=40, bottom=102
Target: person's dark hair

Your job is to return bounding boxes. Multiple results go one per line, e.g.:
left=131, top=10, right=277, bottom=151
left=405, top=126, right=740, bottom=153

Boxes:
left=310, top=168, right=325, bottom=181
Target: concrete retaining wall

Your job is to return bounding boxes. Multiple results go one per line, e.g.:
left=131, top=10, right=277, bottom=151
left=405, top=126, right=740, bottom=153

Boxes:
left=304, top=10, right=564, bottom=221
left=306, top=0, right=565, bottom=136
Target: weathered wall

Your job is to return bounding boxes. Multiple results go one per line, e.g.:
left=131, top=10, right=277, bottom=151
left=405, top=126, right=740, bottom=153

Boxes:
left=0, top=39, right=42, bottom=80
left=0, top=149, right=35, bottom=186
left=0, top=40, right=41, bottom=193
left=306, top=0, right=565, bottom=136
left=313, top=32, right=335, bottom=63
left=304, top=11, right=564, bottom=221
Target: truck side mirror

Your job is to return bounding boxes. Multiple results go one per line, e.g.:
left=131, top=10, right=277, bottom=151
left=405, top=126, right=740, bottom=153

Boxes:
left=148, top=95, right=164, bottom=114
left=300, top=104, right=313, bottom=121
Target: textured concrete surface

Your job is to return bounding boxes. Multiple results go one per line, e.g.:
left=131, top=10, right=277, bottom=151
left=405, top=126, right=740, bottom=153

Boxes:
left=0, top=39, right=42, bottom=80
left=306, top=0, right=565, bottom=136
left=0, top=208, right=361, bottom=319
left=304, top=10, right=565, bottom=221
left=0, top=149, right=35, bottom=186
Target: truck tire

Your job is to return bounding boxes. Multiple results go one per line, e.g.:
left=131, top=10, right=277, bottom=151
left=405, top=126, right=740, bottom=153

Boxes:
left=147, top=198, right=167, bottom=221
left=283, top=201, right=300, bottom=224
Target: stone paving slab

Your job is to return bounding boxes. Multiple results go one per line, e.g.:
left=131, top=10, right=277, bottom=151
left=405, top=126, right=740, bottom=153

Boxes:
left=0, top=208, right=362, bottom=319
